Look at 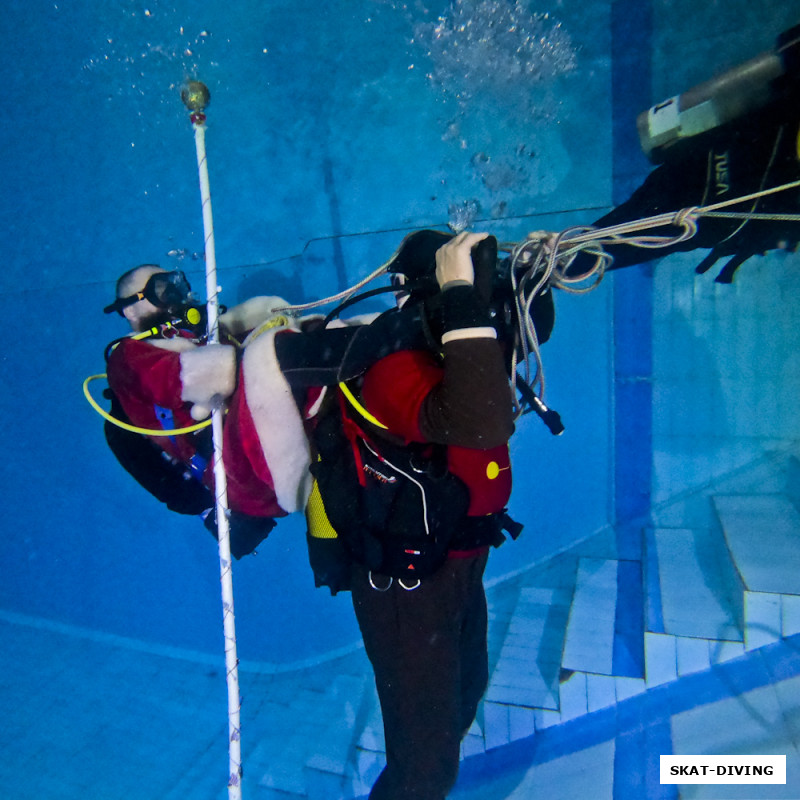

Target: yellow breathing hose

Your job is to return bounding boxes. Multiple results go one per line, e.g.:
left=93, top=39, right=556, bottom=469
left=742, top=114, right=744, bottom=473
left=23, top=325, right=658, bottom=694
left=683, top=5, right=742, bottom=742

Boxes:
left=85, top=313, right=292, bottom=438
left=82, top=373, right=212, bottom=436
left=337, top=381, right=388, bottom=430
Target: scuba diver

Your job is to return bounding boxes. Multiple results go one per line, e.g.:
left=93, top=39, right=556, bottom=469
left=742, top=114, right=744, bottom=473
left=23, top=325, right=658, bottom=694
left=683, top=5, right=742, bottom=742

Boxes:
left=98, top=234, right=524, bottom=800
left=102, top=264, right=307, bottom=558
left=305, top=232, right=520, bottom=799
left=569, top=22, right=800, bottom=282
left=94, top=24, right=800, bottom=798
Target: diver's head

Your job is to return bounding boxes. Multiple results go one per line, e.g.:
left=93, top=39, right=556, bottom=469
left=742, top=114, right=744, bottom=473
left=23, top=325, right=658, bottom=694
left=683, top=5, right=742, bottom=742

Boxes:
left=104, top=265, right=194, bottom=331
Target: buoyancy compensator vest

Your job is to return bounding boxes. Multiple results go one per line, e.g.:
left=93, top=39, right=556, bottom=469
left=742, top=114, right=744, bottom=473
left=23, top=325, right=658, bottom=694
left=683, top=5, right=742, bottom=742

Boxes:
left=101, top=323, right=277, bottom=558
left=310, top=389, right=470, bottom=582
left=306, top=385, right=521, bottom=593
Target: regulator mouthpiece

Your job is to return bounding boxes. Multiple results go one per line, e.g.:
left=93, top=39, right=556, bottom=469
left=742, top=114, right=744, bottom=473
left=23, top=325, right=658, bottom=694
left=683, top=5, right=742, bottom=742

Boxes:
left=181, top=80, right=210, bottom=112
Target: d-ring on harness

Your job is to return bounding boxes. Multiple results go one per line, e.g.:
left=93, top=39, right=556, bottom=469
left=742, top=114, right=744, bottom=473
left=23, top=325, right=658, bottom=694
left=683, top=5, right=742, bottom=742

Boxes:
left=368, top=571, right=422, bottom=592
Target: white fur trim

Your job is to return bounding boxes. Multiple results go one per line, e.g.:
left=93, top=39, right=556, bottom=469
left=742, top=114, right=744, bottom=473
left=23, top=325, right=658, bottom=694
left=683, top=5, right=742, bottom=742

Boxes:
left=306, top=386, right=327, bottom=419
left=241, top=327, right=313, bottom=513
left=219, top=295, right=290, bottom=337
left=327, top=312, right=380, bottom=328
left=190, top=404, right=211, bottom=421
left=441, top=326, right=497, bottom=344
left=147, top=337, right=198, bottom=353
left=180, top=345, right=237, bottom=406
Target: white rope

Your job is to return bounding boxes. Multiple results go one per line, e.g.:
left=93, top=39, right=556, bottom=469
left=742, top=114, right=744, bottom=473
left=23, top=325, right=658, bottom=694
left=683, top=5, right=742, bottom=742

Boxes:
left=263, top=176, right=800, bottom=421
left=700, top=177, right=800, bottom=213
left=270, top=176, right=800, bottom=318
left=496, top=176, right=800, bottom=416
left=271, top=231, right=426, bottom=315
left=698, top=210, right=800, bottom=222
left=505, top=175, right=800, bottom=283
left=271, top=261, right=391, bottom=315
left=188, top=107, right=244, bottom=799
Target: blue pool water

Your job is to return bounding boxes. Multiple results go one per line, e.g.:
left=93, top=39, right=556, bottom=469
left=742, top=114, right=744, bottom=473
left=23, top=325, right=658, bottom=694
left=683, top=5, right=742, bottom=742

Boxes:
left=1, top=0, right=618, bottom=664
left=2, top=1, right=799, bottom=797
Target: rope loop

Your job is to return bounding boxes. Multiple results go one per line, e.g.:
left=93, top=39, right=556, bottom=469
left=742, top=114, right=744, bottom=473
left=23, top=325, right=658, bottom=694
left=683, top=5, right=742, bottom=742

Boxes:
left=673, top=206, right=699, bottom=229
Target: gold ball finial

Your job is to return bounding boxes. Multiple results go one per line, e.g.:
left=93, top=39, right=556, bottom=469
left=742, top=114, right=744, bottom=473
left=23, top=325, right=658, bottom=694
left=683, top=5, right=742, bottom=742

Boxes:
left=181, top=80, right=210, bottom=112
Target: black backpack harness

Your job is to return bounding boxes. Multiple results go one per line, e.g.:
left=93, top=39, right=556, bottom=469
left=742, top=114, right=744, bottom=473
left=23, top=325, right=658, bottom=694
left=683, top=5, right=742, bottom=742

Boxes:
left=307, top=384, right=522, bottom=593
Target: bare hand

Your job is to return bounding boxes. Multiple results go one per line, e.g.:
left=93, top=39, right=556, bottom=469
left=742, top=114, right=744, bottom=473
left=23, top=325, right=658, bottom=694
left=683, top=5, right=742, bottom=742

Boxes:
left=434, top=231, right=490, bottom=289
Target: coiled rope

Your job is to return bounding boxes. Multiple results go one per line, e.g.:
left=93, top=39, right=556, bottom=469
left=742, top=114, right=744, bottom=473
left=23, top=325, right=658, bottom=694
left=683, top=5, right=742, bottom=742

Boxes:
left=271, top=177, right=800, bottom=419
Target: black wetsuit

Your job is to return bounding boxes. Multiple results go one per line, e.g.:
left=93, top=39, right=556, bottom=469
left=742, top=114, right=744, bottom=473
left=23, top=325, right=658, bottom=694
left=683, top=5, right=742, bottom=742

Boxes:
left=571, top=99, right=800, bottom=282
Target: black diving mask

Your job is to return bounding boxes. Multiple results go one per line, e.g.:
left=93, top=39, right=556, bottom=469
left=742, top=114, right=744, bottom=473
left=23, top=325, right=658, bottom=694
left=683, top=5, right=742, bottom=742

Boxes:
left=104, top=270, right=194, bottom=316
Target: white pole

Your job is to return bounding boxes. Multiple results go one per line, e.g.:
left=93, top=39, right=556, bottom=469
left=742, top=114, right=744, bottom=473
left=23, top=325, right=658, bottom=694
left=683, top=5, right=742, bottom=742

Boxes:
left=181, top=81, right=243, bottom=799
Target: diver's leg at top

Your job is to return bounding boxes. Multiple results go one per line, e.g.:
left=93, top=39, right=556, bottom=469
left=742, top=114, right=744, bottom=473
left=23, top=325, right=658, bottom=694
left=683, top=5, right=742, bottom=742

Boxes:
left=274, top=309, right=429, bottom=387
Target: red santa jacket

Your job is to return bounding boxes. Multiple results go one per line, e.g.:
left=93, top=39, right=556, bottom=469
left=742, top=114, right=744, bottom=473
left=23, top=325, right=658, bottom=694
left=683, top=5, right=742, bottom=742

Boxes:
left=106, top=326, right=319, bottom=519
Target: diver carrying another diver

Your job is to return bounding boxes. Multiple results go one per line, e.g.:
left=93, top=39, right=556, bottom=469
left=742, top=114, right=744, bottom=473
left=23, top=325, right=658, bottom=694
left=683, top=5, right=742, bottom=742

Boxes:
left=89, top=21, right=800, bottom=800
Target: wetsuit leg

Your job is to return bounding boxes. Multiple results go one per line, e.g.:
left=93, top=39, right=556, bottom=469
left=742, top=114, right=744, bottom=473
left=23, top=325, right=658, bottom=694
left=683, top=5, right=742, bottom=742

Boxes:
left=274, top=307, right=430, bottom=387
left=351, top=550, right=489, bottom=800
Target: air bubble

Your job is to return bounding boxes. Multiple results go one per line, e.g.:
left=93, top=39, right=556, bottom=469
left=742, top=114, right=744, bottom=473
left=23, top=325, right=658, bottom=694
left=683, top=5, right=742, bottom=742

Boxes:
left=413, top=0, right=577, bottom=107
left=448, top=199, right=480, bottom=232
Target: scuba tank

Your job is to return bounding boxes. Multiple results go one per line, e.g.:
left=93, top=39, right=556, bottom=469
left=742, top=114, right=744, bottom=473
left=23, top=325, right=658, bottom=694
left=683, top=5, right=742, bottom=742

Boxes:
left=637, top=24, right=800, bottom=163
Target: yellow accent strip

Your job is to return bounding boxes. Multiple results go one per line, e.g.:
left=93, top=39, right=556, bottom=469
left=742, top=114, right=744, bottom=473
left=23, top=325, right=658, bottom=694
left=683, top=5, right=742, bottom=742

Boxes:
left=83, top=374, right=213, bottom=436
left=103, top=323, right=185, bottom=356
left=306, top=479, right=339, bottom=539
left=131, top=321, right=178, bottom=341
left=338, top=382, right=388, bottom=430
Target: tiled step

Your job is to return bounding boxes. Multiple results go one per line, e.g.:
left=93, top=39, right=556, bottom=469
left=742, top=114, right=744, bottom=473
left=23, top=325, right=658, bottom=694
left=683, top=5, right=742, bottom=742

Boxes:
left=351, top=688, right=385, bottom=798
left=252, top=676, right=368, bottom=798
left=253, top=691, right=329, bottom=796
left=561, top=558, right=643, bottom=678
left=714, top=494, right=800, bottom=595
left=648, top=528, right=742, bottom=641
left=286, top=488, right=800, bottom=795
left=562, top=559, right=618, bottom=676
left=305, top=675, right=370, bottom=800
left=482, top=586, right=572, bottom=749
left=743, top=589, right=800, bottom=650
left=485, top=587, right=572, bottom=710
left=744, top=591, right=783, bottom=651
left=644, top=632, right=746, bottom=688
left=461, top=718, right=488, bottom=759
left=558, top=671, right=618, bottom=721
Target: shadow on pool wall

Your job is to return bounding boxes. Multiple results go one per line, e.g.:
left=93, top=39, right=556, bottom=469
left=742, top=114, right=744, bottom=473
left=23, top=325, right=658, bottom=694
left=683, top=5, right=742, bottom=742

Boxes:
left=1, top=0, right=798, bottom=667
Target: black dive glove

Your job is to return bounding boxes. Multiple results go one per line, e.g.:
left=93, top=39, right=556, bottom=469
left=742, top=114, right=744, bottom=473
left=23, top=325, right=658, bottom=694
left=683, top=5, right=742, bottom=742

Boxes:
left=693, top=215, right=800, bottom=283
